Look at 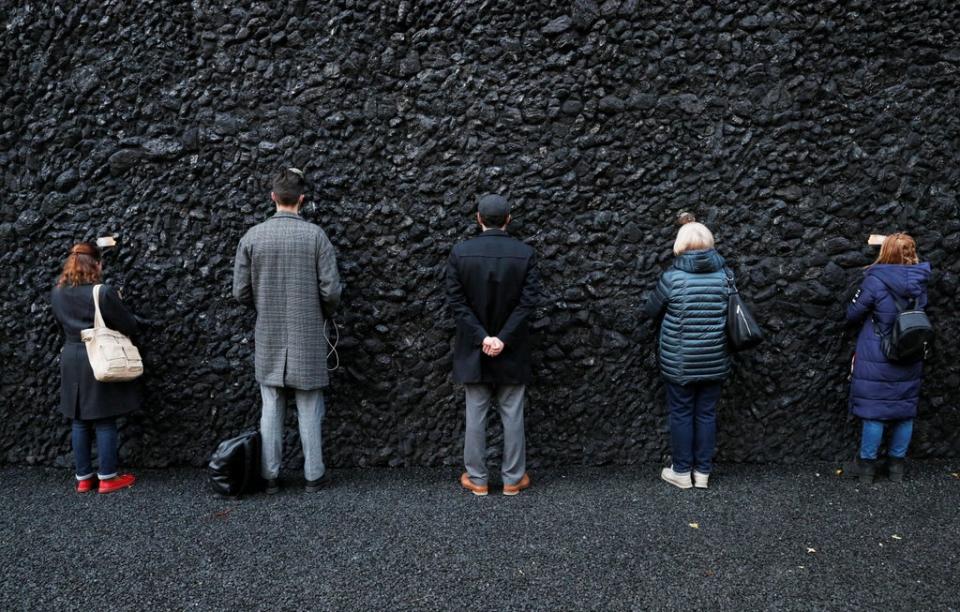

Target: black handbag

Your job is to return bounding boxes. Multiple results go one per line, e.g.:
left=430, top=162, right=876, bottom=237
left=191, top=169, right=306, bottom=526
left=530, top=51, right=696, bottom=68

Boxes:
left=725, top=270, right=764, bottom=351
left=208, top=431, right=263, bottom=497
left=872, top=280, right=934, bottom=363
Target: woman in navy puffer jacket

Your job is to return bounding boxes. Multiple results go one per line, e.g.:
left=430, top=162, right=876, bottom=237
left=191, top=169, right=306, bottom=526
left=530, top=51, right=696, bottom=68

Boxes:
left=845, top=233, right=930, bottom=484
left=644, top=221, right=730, bottom=490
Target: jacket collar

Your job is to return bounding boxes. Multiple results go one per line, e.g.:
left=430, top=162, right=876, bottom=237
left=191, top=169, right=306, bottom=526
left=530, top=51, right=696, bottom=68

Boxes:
left=272, top=210, right=304, bottom=221
left=481, top=228, right=510, bottom=237
left=673, top=249, right=725, bottom=273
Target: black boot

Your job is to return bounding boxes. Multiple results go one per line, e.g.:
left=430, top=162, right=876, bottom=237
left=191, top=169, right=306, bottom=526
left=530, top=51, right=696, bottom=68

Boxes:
left=841, top=456, right=871, bottom=478
left=887, top=457, right=905, bottom=483
left=857, top=457, right=876, bottom=485
left=841, top=457, right=860, bottom=478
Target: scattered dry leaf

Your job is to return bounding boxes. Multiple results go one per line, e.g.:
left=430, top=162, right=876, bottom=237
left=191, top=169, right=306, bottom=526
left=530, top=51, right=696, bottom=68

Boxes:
left=892, top=534, right=902, bottom=540
left=689, top=523, right=700, bottom=529
left=835, top=469, right=843, bottom=476
left=806, top=547, right=817, bottom=554
left=950, top=472, right=959, bottom=480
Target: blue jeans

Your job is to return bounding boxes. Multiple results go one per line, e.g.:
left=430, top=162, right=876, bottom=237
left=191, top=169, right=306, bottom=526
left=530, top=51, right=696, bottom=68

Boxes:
left=665, top=381, right=721, bottom=474
left=860, top=419, right=913, bottom=460
left=72, top=418, right=118, bottom=479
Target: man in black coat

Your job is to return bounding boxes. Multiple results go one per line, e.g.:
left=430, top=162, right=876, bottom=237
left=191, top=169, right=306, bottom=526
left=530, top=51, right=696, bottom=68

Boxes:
left=446, top=194, right=540, bottom=496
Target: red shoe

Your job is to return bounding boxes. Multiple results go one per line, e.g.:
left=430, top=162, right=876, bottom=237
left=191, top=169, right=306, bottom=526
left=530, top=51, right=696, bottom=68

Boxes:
left=75, top=478, right=97, bottom=494
left=98, top=473, right=136, bottom=494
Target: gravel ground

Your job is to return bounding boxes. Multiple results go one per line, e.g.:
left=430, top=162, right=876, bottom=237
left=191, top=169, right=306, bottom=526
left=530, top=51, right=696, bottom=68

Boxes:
left=1, top=462, right=958, bottom=611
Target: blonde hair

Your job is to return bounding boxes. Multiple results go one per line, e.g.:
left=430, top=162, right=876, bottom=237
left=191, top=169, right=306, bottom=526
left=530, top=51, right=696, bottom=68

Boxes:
left=673, top=222, right=715, bottom=255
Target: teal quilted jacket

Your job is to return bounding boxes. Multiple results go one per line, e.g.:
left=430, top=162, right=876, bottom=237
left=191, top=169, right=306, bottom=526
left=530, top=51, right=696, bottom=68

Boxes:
left=643, top=249, right=730, bottom=385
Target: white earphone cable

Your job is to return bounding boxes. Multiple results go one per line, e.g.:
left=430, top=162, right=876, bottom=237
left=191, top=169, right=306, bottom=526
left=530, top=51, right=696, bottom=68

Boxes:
left=324, top=318, right=340, bottom=371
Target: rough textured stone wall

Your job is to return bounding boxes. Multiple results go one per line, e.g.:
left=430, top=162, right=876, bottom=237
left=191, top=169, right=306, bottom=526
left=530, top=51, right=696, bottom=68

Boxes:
left=3, top=1, right=959, bottom=470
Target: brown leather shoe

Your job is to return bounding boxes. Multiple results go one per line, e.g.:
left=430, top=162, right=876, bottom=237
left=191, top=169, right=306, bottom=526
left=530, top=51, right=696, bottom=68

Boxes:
left=460, top=472, right=488, bottom=496
left=503, top=473, right=531, bottom=496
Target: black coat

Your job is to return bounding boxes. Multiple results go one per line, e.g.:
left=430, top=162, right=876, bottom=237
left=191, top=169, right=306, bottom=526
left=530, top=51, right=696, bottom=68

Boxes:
left=446, top=229, right=540, bottom=384
left=51, top=284, right=142, bottom=420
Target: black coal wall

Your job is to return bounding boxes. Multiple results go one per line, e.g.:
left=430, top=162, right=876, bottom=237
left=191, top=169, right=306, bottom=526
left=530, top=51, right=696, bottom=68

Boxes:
left=3, top=1, right=959, bottom=470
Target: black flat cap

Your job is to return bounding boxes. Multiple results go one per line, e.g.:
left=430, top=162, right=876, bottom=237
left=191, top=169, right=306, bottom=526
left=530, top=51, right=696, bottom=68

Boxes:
left=478, top=193, right=510, bottom=217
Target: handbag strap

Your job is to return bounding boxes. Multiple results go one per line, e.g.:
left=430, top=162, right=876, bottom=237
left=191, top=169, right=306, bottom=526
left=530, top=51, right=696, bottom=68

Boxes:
left=723, top=267, right=738, bottom=294
left=240, top=440, right=252, bottom=495
left=92, top=284, right=106, bottom=329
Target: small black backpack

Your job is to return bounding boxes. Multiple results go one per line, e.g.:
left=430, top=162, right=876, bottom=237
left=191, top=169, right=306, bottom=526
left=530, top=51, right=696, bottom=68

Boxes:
left=874, top=281, right=934, bottom=363
left=208, top=431, right=263, bottom=497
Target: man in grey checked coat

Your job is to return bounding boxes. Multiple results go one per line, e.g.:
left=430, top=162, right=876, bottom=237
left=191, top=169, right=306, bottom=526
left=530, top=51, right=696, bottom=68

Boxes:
left=233, top=168, right=342, bottom=494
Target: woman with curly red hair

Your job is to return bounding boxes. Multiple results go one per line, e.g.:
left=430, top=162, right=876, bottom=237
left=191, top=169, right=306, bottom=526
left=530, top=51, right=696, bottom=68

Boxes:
left=845, top=233, right=931, bottom=484
left=50, top=242, right=141, bottom=494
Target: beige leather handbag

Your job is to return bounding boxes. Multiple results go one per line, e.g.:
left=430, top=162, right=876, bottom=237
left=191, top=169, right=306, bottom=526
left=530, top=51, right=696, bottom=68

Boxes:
left=81, top=284, right=144, bottom=382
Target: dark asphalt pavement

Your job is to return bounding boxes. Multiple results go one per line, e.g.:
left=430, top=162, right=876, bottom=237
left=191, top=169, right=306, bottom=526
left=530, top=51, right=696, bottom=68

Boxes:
left=1, top=462, right=958, bottom=611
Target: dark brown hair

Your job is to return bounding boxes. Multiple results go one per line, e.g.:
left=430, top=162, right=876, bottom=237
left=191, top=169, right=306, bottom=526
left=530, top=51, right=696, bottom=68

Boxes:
left=874, top=233, right=919, bottom=265
left=272, top=168, right=306, bottom=206
left=57, top=242, right=102, bottom=287
left=479, top=212, right=509, bottom=229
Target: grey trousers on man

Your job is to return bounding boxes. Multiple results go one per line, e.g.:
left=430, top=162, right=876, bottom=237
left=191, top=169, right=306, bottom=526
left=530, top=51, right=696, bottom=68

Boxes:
left=260, top=385, right=326, bottom=481
left=464, top=384, right=526, bottom=486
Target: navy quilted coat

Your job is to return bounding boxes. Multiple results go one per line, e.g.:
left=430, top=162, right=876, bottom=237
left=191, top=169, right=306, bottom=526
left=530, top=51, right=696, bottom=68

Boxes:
left=847, top=263, right=931, bottom=420
left=643, top=249, right=730, bottom=385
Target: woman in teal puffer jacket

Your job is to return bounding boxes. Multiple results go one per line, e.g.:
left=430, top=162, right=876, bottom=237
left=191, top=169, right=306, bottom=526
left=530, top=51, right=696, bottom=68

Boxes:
left=643, top=220, right=731, bottom=490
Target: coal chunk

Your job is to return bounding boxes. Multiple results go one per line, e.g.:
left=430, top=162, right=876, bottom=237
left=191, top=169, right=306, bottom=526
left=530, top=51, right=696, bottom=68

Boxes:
left=542, top=15, right=573, bottom=34
left=54, top=168, right=79, bottom=192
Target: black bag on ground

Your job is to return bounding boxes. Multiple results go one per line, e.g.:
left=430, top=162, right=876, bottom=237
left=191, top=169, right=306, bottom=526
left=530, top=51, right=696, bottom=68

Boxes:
left=873, top=286, right=934, bottom=363
left=208, top=431, right=263, bottom=497
left=725, top=270, right=764, bottom=351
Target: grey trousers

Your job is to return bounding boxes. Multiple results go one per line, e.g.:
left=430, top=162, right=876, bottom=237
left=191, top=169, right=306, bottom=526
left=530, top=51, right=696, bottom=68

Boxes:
left=464, top=383, right=526, bottom=486
left=260, top=385, right=326, bottom=481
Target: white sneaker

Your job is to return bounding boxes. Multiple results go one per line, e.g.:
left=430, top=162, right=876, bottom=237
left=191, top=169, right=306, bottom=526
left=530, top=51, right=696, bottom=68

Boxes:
left=693, top=471, right=709, bottom=489
left=660, top=466, right=693, bottom=489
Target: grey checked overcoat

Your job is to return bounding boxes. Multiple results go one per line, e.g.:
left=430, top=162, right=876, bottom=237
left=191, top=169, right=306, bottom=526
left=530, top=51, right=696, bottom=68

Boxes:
left=233, top=211, right=342, bottom=390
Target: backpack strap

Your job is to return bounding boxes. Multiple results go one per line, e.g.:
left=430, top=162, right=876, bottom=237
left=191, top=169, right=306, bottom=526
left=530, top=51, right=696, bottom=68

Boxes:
left=870, top=275, right=920, bottom=338
left=871, top=276, right=916, bottom=311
